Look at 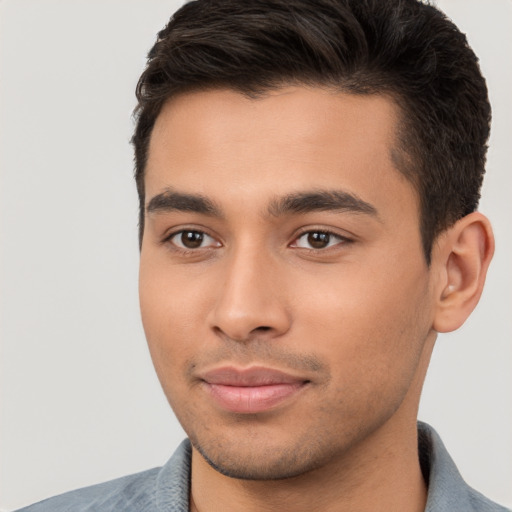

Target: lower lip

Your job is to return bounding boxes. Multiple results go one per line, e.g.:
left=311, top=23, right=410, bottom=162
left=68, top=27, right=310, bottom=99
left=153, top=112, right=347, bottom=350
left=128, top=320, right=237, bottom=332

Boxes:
left=204, top=382, right=306, bottom=414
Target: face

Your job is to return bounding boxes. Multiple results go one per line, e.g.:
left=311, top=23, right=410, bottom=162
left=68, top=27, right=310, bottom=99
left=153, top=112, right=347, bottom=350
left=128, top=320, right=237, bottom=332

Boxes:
left=139, top=87, right=437, bottom=480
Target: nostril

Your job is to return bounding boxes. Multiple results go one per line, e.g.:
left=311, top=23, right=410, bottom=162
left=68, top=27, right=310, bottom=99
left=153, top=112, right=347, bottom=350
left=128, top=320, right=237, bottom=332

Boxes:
left=253, top=326, right=272, bottom=332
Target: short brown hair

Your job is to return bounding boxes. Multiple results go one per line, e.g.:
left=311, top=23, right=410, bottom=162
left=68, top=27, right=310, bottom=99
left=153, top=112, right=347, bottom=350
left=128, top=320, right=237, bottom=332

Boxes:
left=132, top=0, right=491, bottom=263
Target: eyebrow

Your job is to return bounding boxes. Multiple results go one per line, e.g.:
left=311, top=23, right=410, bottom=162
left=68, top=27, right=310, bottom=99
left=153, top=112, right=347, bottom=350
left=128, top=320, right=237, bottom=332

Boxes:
left=146, top=187, right=379, bottom=220
left=146, top=189, right=222, bottom=217
left=268, top=190, right=379, bottom=218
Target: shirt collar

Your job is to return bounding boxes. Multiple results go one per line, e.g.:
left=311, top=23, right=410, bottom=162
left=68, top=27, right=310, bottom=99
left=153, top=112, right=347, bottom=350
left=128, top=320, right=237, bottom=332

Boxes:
left=155, top=423, right=505, bottom=511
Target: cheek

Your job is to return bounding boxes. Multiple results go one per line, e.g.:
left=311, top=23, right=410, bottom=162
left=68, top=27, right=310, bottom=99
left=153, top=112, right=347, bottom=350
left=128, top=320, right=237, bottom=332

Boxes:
left=293, top=259, right=432, bottom=393
left=138, top=260, right=211, bottom=378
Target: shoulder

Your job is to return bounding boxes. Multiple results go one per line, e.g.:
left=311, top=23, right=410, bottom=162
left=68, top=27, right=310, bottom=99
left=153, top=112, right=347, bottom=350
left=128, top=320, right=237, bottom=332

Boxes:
left=16, top=439, right=192, bottom=512
left=419, top=422, right=510, bottom=512
left=15, top=468, right=161, bottom=512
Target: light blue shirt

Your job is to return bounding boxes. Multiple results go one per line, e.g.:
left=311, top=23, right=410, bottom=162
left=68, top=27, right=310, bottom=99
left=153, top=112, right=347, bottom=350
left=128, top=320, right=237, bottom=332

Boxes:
left=16, top=423, right=509, bottom=511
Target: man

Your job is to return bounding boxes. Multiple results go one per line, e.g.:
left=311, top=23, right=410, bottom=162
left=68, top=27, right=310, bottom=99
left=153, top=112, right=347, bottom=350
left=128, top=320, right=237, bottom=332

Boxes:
left=16, top=0, right=509, bottom=510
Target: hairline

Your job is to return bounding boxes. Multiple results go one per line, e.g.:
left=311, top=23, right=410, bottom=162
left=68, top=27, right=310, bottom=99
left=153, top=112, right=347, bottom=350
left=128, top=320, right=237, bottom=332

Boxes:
left=136, top=82, right=430, bottom=262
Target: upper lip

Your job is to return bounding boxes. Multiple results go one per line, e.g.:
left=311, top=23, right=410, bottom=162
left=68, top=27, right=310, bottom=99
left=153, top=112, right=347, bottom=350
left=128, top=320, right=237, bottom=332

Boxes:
left=199, top=366, right=308, bottom=386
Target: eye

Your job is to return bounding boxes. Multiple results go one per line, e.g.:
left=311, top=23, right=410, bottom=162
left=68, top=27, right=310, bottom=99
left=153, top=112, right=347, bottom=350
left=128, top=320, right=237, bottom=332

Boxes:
left=168, top=230, right=220, bottom=250
left=292, top=230, right=348, bottom=250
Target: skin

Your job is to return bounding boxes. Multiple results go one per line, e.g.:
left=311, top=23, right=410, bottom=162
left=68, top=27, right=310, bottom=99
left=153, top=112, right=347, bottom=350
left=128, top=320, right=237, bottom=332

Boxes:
left=139, top=87, right=494, bottom=511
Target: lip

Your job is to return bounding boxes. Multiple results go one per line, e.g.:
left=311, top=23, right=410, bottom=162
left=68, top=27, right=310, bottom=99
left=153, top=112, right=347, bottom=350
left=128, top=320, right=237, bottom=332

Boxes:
left=199, top=366, right=309, bottom=414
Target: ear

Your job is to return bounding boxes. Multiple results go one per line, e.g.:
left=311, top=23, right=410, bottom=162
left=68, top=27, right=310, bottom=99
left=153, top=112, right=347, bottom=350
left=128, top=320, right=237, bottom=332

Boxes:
left=432, top=212, right=494, bottom=333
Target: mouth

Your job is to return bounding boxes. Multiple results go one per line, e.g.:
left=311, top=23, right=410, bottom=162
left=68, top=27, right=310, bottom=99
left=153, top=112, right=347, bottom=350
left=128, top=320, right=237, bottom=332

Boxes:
left=198, top=366, right=310, bottom=414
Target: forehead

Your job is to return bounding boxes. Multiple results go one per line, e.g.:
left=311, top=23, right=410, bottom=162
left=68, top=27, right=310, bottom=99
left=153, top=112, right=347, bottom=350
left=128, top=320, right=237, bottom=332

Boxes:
left=145, top=87, right=416, bottom=218
left=149, top=86, right=399, bottom=160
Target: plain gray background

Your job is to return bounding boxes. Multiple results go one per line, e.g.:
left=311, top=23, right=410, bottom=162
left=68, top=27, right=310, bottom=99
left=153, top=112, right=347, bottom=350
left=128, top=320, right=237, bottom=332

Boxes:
left=1, top=0, right=511, bottom=510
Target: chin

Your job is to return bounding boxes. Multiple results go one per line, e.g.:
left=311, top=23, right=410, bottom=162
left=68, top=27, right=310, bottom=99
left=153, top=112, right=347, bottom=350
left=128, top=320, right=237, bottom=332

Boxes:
left=189, top=430, right=334, bottom=481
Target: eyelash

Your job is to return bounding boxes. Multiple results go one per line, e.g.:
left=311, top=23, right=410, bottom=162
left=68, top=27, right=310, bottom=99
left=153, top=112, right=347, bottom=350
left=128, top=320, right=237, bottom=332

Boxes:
left=291, top=229, right=353, bottom=251
left=162, top=228, right=352, bottom=254
left=162, top=228, right=221, bottom=254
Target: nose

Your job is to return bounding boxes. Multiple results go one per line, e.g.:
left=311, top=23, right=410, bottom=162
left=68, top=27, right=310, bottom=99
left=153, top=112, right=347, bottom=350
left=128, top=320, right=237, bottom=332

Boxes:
left=208, top=246, right=291, bottom=342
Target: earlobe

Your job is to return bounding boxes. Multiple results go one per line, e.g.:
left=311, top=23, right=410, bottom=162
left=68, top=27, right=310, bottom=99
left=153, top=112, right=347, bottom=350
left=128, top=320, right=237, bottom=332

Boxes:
left=432, top=212, right=494, bottom=333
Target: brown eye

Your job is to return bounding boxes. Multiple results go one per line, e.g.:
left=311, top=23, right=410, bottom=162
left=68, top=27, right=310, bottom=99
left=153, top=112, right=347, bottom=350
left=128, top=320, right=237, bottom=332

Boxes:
left=169, top=230, right=220, bottom=250
left=181, top=231, right=204, bottom=248
left=293, top=230, right=347, bottom=250
left=307, top=232, right=331, bottom=249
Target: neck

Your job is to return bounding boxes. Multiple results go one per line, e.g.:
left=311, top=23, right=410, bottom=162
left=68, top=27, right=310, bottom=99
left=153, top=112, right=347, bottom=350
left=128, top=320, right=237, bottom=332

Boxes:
left=190, top=334, right=436, bottom=512
left=190, top=420, right=427, bottom=512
